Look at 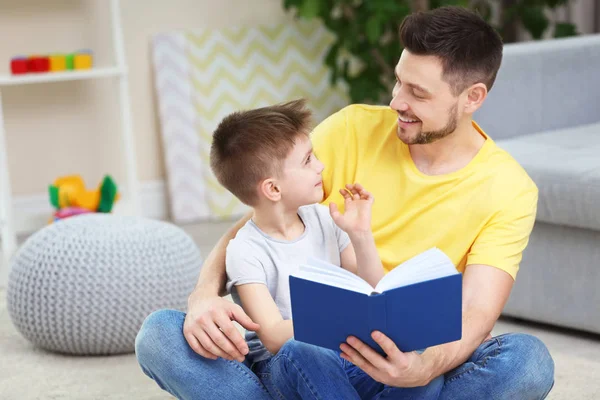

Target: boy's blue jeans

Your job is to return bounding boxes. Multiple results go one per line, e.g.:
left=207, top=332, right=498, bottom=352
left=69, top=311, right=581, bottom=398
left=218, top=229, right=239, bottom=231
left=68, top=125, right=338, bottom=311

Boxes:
left=135, top=309, right=555, bottom=400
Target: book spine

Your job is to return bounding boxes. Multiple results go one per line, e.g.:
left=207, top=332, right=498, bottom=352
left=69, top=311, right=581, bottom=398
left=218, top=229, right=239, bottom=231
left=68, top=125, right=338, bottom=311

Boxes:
left=368, top=293, right=387, bottom=339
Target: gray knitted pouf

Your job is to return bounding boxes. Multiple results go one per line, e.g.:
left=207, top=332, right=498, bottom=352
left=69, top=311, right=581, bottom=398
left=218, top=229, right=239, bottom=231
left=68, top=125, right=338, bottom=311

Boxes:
left=6, top=214, right=202, bottom=355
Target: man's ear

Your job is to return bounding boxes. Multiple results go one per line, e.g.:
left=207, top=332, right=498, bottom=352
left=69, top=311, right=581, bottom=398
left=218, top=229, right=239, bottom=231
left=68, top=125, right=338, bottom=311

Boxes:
left=259, top=178, right=281, bottom=202
left=463, top=83, right=488, bottom=114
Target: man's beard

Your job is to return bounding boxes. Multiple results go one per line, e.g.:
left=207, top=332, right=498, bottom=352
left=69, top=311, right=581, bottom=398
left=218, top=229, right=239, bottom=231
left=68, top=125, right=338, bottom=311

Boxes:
left=398, top=103, right=459, bottom=145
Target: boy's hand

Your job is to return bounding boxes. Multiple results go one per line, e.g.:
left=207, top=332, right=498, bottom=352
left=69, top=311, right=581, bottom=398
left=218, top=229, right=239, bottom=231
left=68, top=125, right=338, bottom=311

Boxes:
left=329, top=183, right=374, bottom=234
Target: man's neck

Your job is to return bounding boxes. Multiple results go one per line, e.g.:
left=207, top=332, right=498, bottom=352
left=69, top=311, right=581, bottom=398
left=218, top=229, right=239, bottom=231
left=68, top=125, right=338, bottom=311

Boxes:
left=408, top=119, right=486, bottom=176
left=252, top=203, right=305, bottom=241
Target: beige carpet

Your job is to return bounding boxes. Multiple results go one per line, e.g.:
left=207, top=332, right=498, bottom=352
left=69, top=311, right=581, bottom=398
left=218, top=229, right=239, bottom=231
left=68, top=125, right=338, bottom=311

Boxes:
left=1, top=222, right=599, bottom=399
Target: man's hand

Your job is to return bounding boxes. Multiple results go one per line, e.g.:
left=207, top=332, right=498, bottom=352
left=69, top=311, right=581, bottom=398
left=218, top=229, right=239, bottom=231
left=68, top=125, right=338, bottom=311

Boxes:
left=184, top=294, right=260, bottom=362
left=329, top=183, right=374, bottom=235
left=340, top=331, right=432, bottom=387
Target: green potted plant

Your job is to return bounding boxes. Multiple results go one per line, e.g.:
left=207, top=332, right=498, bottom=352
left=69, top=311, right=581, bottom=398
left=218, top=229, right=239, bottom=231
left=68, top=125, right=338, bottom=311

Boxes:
left=283, top=0, right=578, bottom=103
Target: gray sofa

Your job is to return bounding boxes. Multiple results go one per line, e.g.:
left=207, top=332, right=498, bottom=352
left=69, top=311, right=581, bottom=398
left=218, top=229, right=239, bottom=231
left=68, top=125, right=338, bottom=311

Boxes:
left=474, top=33, right=600, bottom=334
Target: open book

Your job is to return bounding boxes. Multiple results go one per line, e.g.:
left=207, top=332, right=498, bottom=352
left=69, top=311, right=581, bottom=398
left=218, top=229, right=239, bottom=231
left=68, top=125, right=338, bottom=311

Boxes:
left=289, top=247, right=462, bottom=355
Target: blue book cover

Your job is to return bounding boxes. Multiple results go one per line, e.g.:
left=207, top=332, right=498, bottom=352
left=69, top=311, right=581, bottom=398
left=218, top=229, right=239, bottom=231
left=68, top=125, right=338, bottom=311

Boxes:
left=289, top=248, right=462, bottom=355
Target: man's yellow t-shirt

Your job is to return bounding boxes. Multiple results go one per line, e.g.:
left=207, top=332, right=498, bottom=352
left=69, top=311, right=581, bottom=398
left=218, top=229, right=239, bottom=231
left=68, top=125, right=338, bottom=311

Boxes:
left=312, top=104, right=538, bottom=279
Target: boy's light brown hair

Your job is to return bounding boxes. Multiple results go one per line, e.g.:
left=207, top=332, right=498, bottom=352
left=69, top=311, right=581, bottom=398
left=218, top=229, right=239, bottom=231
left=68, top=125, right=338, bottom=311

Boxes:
left=210, top=99, right=312, bottom=206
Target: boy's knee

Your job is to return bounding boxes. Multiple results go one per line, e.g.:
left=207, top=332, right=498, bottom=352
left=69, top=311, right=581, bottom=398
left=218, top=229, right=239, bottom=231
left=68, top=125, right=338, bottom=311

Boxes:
left=278, top=339, right=321, bottom=359
left=277, top=339, right=341, bottom=367
left=135, top=309, right=185, bottom=369
left=278, top=339, right=305, bottom=355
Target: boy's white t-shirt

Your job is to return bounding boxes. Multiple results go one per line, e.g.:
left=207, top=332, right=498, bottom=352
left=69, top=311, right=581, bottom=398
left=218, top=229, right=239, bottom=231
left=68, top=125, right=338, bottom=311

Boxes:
left=225, top=204, right=350, bottom=363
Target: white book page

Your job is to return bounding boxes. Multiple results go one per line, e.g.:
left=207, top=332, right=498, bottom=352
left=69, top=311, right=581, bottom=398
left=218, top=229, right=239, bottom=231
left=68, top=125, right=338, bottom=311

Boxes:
left=292, top=248, right=457, bottom=295
left=374, top=247, right=458, bottom=293
left=292, top=257, right=373, bottom=295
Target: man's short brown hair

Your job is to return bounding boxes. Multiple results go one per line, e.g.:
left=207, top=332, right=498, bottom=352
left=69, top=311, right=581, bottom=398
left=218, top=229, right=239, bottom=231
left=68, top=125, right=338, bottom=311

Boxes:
left=210, top=99, right=312, bottom=206
left=399, top=6, right=503, bottom=96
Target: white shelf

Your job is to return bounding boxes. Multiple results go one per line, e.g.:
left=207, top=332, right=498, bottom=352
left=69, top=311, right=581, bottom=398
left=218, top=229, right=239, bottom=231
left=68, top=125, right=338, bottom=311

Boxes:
left=0, top=67, right=125, bottom=86
left=0, top=0, right=141, bottom=274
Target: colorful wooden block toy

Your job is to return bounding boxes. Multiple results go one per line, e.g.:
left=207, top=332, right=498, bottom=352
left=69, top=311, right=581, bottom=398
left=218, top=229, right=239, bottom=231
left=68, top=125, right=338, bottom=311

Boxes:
left=9, top=50, right=94, bottom=75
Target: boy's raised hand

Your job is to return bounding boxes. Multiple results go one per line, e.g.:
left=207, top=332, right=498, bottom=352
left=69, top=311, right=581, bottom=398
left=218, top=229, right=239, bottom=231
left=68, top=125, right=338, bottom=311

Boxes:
left=329, top=183, right=374, bottom=234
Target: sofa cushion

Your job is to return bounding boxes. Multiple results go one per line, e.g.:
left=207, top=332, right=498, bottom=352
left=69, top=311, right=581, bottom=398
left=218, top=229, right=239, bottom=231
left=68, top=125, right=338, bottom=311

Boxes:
left=475, top=34, right=600, bottom=141
left=496, top=122, right=600, bottom=231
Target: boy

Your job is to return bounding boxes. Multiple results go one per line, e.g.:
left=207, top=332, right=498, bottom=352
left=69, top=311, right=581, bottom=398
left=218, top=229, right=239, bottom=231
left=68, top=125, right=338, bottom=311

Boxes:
left=210, top=99, right=443, bottom=399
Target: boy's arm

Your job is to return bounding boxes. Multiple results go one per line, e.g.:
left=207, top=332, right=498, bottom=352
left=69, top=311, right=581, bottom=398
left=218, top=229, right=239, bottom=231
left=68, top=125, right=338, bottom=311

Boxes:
left=340, top=243, right=357, bottom=274
left=236, top=284, right=293, bottom=355
left=343, top=233, right=385, bottom=288
left=333, top=184, right=385, bottom=288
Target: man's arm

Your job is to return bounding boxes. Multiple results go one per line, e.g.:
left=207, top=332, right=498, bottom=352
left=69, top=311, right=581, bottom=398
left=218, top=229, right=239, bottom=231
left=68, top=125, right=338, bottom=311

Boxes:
left=417, top=184, right=538, bottom=379
left=183, top=211, right=261, bottom=362
left=188, top=211, right=253, bottom=299
left=417, top=186, right=537, bottom=379
left=420, top=263, right=513, bottom=382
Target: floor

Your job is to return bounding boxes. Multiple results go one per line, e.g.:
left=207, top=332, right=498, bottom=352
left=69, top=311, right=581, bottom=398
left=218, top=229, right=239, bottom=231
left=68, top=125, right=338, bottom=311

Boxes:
left=1, top=221, right=599, bottom=399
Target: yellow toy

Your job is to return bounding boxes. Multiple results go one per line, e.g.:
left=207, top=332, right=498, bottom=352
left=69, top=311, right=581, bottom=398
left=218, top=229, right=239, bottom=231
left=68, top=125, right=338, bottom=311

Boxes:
left=49, top=175, right=120, bottom=214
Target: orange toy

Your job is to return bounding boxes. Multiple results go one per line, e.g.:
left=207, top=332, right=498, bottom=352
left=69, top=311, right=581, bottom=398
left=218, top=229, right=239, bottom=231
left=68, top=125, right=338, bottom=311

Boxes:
left=49, top=175, right=119, bottom=213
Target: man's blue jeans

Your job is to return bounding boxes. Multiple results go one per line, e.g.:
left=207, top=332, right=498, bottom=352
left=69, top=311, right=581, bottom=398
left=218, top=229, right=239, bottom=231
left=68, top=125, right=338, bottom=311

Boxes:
left=135, top=309, right=555, bottom=399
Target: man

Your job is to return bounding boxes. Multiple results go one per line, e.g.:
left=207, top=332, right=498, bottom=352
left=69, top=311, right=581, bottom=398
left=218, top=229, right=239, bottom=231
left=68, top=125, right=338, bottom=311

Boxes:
left=135, top=6, right=554, bottom=399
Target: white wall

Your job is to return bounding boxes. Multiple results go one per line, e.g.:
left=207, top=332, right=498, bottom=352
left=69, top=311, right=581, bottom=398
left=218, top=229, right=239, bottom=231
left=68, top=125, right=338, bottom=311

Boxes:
left=0, top=0, right=286, bottom=196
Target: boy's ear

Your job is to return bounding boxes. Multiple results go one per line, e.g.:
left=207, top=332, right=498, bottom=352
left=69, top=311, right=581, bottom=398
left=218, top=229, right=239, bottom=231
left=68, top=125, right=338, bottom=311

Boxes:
left=259, top=178, right=281, bottom=202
